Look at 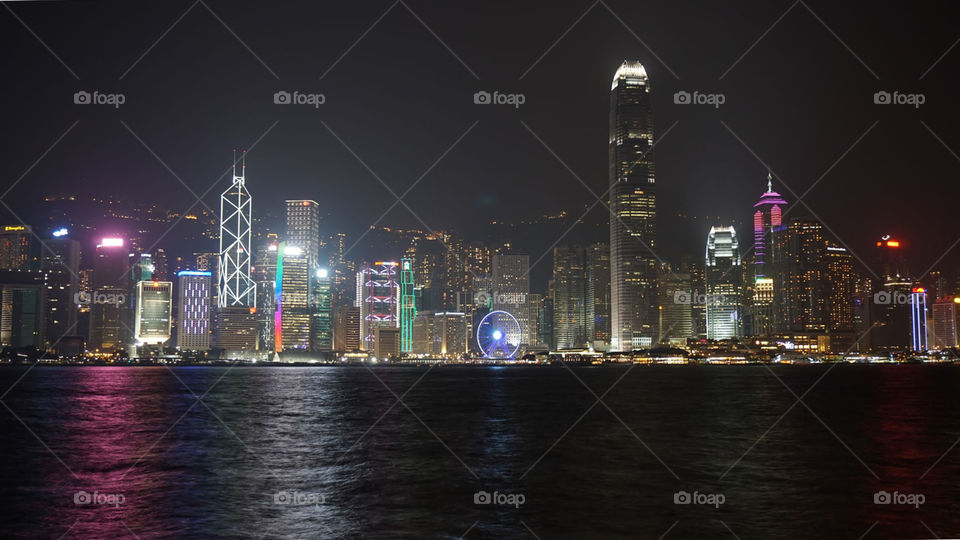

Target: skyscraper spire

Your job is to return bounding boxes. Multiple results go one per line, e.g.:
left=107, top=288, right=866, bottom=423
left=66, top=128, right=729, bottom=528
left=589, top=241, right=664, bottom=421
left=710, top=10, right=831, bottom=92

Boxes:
left=218, top=150, right=256, bottom=308
left=767, top=170, right=773, bottom=192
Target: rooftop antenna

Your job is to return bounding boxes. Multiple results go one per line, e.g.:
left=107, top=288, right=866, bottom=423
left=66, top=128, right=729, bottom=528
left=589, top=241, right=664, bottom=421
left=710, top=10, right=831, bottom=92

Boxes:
left=766, top=169, right=773, bottom=192
left=242, top=150, right=246, bottom=179
left=232, top=149, right=237, bottom=177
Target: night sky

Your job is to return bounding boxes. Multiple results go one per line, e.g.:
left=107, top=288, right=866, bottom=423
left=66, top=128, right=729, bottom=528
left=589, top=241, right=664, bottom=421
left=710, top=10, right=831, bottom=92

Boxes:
left=2, top=0, right=958, bottom=277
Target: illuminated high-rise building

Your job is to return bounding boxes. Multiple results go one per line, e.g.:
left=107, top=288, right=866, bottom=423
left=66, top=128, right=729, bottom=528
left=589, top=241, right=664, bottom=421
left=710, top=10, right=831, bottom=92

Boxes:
left=0, top=225, right=33, bottom=270
left=586, top=243, right=610, bottom=345
left=658, top=269, right=693, bottom=345
left=285, top=200, right=320, bottom=270
left=752, top=173, right=786, bottom=279
left=358, top=261, right=399, bottom=351
left=90, top=237, right=129, bottom=351
left=932, top=296, right=960, bottom=349
left=312, top=267, right=332, bottom=352
left=746, top=173, right=786, bottom=336
left=910, top=287, right=928, bottom=351
left=705, top=226, right=742, bottom=340
left=400, top=258, right=415, bottom=354
left=275, top=244, right=311, bottom=352
left=825, top=243, right=855, bottom=333
left=552, top=246, right=589, bottom=349
left=609, top=61, right=657, bottom=351
left=218, top=151, right=256, bottom=308
left=492, top=252, right=530, bottom=347
left=177, top=271, right=212, bottom=351
left=771, top=219, right=828, bottom=333
left=873, top=235, right=913, bottom=349
left=134, top=281, right=172, bottom=346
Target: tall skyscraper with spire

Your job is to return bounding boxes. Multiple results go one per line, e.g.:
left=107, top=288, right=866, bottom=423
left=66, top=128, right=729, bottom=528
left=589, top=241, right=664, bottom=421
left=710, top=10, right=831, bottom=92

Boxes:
left=746, top=171, right=787, bottom=336
left=609, top=61, right=657, bottom=351
left=218, top=151, right=256, bottom=308
left=752, top=171, right=787, bottom=279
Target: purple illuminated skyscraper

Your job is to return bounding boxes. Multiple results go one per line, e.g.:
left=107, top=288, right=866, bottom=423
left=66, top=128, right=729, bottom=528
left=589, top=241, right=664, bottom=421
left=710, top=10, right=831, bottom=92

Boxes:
left=752, top=171, right=787, bottom=278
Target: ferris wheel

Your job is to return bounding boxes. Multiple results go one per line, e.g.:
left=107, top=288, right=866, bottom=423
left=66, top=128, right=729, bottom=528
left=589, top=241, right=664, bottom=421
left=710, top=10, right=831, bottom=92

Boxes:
left=477, top=310, right=522, bottom=359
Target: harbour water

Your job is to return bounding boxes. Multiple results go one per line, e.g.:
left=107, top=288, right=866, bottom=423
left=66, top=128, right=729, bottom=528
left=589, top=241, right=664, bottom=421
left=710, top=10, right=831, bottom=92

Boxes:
left=1, top=365, right=958, bottom=538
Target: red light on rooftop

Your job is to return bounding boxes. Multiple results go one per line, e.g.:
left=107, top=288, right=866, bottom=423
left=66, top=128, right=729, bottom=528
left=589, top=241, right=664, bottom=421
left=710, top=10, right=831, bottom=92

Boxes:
left=249, top=307, right=257, bottom=314
left=301, top=201, right=310, bottom=206
left=886, top=240, right=900, bottom=248
left=913, top=287, right=925, bottom=294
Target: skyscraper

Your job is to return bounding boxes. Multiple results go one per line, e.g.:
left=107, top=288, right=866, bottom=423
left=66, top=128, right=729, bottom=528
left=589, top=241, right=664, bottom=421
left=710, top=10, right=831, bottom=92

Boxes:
left=400, top=258, right=415, bottom=354
left=771, top=219, right=828, bottom=333
left=752, top=173, right=786, bottom=279
left=910, top=287, right=928, bottom=351
left=552, top=246, right=589, bottom=349
left=177, top=270, right=212, bottom=351
left=358, top=261, right=399, bottom=351
left=609, top=61, right=657, bottom=351
left=747, top=173, right=786, bottom=336
left=705, top=226, right=742, bottom=340
left=276, top=244, right=311, bottom=352
left=90, top=237, right=129, bottom=351
left=285, top=200, right=320, bottom=270
left=218, top=152, right=256, bottom=308
left=491, top=252, right=530, bottom=347
left=932, top=296, right=959, bottom=349
left=312, top=267, right=332, bottom=352
left=0, top=225, right=33, bottom=270
left=134, top=281, right=172, bottom=346
left=586, top=243, right=610, bottom=346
